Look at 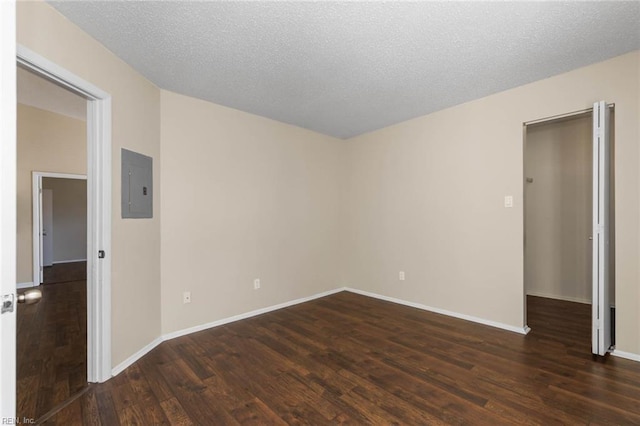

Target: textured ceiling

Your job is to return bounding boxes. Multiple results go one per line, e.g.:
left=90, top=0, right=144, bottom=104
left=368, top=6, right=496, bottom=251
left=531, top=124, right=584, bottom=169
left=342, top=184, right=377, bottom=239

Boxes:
left=48, top=1, right=640, bottom=139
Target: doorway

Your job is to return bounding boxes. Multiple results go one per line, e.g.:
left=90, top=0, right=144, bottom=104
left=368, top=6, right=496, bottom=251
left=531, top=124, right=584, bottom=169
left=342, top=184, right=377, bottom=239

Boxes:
left=523, top=105, right=615, bottom=355
left=16, top=69, right=90, bottom=421
left=31, top=173, right=88, bottom=287
left=4, top=45, right=113, bottom=422
left=40, top=176, right=88, bottom=285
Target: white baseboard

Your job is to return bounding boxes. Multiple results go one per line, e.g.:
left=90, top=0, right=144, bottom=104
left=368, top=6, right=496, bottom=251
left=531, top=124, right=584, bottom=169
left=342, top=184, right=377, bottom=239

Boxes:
left=111, top=285, right=633, bottom=377
left=111, top=287, right=347, bottom=377
left=16, top=282, right=36, bottom=289
left=526, top=291, right=591, bottom=305
left=111, top=336, right=163, bottom=377
left=344, top=287, right=530, bottom=335
left=162, top=287, right=346, bottom=341
left=611, top=349, right=640, bottom=363
left=52, top=258, right=87, bottom=265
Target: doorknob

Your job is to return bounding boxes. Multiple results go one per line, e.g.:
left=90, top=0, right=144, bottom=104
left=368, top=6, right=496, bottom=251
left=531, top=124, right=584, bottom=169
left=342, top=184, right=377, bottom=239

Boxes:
left=17, top=289, right=42, bottom=305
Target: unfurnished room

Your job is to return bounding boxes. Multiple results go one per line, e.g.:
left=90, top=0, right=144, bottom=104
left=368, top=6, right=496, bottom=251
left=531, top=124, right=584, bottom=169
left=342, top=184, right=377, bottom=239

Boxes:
left=1, top=1, right=640, bottom=424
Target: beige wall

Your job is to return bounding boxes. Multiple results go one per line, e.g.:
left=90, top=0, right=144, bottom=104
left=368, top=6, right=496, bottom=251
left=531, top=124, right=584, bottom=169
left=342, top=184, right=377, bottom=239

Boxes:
left=344, top=51, right=639, bottom=354
left=15, top=0, right=640, bottom=363
left=524, top=115, right=592, bottom=304
left=42, top=178, right=87, bottom=263
left=160, top=90, right=344, bottom=334
left=16, top=104, right=86, bottom=284
left=18, top=1, right=162, bottom=367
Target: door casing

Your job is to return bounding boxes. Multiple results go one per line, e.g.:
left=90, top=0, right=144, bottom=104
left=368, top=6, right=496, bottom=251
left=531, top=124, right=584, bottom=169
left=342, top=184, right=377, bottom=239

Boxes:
left=31, top=172, right=87, bottom=286
left=522, top=104, right=615, bottom=355
left=17, top=45, right=113, bottom=387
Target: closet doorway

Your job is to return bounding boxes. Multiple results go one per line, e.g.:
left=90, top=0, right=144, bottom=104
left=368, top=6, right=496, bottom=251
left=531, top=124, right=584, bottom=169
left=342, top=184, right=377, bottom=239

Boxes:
left=523, top=102, right=615, bottom=356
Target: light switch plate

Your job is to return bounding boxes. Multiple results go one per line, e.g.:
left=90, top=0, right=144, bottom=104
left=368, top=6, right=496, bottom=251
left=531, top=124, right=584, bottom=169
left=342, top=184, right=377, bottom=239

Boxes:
left=504, top=195, right=513, bottom=208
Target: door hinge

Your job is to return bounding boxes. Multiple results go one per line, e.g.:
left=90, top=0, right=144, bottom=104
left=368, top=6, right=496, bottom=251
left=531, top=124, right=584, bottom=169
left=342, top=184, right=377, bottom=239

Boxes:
left=1, top=294, right=15, bottom=314
left=98, top=250, right=105, bottom=259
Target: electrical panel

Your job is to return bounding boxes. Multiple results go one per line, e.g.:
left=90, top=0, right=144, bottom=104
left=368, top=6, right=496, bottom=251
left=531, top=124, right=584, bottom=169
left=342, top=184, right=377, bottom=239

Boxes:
left=121, top=148, right=153, bottom=218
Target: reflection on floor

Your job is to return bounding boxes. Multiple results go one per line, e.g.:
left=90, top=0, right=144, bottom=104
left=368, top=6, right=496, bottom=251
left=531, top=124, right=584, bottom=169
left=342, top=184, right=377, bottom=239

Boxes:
left=43, top=261, right=87, bottom=285
left=16, top=279, right=87, bottom=422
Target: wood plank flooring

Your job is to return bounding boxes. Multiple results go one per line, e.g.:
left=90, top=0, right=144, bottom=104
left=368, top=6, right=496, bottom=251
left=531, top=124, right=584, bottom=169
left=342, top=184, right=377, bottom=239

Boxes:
left=16, top=279, right=87, bottom=422
left=43, top=261, right=87, bottom=285
left=43, top=292, right=640, bottom=425
left=527, top=295, right=592, bottom=350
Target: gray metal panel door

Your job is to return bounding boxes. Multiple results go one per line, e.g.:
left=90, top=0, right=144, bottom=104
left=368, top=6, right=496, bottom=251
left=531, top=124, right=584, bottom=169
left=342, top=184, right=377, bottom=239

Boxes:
left=121, top=148, right=153, bottom=218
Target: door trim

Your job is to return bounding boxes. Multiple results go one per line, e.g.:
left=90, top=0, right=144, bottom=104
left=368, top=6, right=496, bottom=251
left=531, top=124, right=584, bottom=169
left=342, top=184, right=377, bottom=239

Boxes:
left=31, top=172, right=87, bottom=287
left=522, top=107, right=595, bottom=333
left=17, top=45, right=112, bottom=383
left=522, top=105, right=615, bottom=351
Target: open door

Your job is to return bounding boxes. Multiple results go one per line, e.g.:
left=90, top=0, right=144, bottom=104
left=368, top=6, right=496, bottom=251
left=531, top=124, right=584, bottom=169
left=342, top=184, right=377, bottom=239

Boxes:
left=0, top=1, right=16, bottom=419
left=592, top=100, right=612, bottom=356
left=41, top=189, right=53, bottom=269
left=33, top=175, right=47, bottom=284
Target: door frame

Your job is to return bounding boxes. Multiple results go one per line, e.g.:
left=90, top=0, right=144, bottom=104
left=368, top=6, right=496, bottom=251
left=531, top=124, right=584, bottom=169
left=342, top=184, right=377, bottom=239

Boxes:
left=522, top=107, right=594, bottom=329
left=522, top=104, right=615, bottom=351
left=31, top=172, right=87, bottom=287
left=17, top=45, right=113, bottom=384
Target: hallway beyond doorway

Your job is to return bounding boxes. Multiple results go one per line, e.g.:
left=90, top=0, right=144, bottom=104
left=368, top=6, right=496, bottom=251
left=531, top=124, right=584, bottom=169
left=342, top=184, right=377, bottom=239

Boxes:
left=43, top=261, right=86, bottom=285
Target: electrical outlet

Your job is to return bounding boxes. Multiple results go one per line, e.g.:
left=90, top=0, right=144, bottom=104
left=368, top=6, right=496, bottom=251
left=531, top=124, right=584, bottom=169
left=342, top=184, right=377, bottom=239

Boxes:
left=254, top=279, right=261, bottom=290
left=399, top=271, right=405, bottom=281
left=183, top=291, right=191, bottom=304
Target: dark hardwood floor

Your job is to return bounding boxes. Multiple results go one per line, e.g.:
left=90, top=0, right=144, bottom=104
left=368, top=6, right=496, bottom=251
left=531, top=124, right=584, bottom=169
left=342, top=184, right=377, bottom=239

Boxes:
left=42, top=292, right=640, bottom=425
left=17, top=278, right=87, bottom=422
left=526, top=295, right=592, bottom=350
left=43, top=261, right=87, bottom=285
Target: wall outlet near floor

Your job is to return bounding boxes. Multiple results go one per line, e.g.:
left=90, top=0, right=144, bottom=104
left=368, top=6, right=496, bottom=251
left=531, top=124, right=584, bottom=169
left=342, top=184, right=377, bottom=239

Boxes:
left=183, top=291, right=191, bottom=304
left=254, top=279, right=261, bottom=290
left=399, top=271, right=405, bottom=281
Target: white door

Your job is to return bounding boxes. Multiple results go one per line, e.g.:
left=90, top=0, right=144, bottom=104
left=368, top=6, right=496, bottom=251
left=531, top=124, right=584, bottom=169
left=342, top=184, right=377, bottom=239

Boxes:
left=41, top=189, right=53, bottom=268
left=592, top=100, right=612, bottom=356
left=0, top=0, right=17, bottom=419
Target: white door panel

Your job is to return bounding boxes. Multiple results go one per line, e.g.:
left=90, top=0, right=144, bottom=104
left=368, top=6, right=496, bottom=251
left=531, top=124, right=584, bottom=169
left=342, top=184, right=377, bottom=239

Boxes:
left=42, top=189, right=53, bottom=268
left=592, top=100, right=612, bottom=356
left=0, top=0, right=17, bottom=419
